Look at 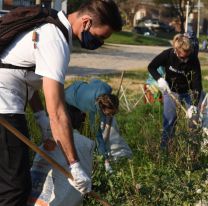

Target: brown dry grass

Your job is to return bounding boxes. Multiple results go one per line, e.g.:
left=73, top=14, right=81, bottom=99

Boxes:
left=65, top=75, right=145, bottom=96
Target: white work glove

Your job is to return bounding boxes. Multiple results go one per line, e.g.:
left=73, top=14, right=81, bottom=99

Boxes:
left=34, top=110, right=52, bottom=141
left=186, top=105, right=198, bottom=119
left=203, top=127, right=208, bottom=136
left=157, top=78, right=171, bottom=93
left=69, top=162, right=91, bottom=195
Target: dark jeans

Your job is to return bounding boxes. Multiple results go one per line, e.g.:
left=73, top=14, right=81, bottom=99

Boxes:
left=161, top=92, right=192, bottom=148
left=0, top=114, right=31, bottom=206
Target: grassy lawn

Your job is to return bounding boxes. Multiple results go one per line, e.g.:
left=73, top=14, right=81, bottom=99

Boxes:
left=105, top=31, right=208, bottom=50
left=105, top=31, right=171, bottom=46
left=72, top=30, right=207, bottom=51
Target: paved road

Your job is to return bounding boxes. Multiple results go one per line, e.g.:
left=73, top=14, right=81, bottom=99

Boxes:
left=66, top=44, right=169, bottom=78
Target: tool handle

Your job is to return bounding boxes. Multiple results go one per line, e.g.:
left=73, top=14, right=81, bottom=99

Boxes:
left=117, top=71, right=125, bottom=96
left=168, top=92, right=198, bottom=126
left=0, top=118, right=113, bottom=206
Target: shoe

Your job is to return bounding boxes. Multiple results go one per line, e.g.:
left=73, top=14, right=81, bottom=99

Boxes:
left=104, top=161, right=113, bottom=173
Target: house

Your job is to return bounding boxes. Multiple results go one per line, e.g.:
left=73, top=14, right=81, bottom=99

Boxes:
left=131, top=1, right=208, bottom=34
left=132, top=1, right=175, bottom=27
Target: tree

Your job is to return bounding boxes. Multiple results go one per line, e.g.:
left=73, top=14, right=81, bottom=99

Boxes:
left=153, top=0, right=198, bottom=33
left=115, top=0, right=140, bottom=26
left=67, top=0, right=88, bottom=13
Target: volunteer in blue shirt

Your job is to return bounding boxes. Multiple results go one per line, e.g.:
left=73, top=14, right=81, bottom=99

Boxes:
left=65, top=79, right=119, bottom=173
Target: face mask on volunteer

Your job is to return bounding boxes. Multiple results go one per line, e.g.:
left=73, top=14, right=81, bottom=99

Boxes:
left=177, top=55, right=189, bottom=63
left=79, top=19, right=104, bottom=50
left=80, top=30, right=104, bottom=50
left=174, top=49, right=190, bottom=63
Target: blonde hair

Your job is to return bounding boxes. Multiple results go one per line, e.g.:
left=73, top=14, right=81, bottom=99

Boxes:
left=173, top=34, right=193, bottom=52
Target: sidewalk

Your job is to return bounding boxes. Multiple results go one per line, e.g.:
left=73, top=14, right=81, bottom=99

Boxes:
left=66, top=44, right=169, bottom=78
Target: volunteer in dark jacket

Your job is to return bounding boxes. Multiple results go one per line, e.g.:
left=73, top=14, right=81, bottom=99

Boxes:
left=148, top=33, right=202, bottom=149
left=0, top=1, right=122, bottom=205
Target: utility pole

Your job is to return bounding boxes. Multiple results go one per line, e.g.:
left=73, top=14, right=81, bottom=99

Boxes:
left=36, top=0, right=41, bottom=4
left=62, top=0, right=67, bottom=13
left=54, top=0, right=62, bottom=11
left=197, top=0, right=200, bottom=38
left=185, top=1, right=189, bottom=33
left=0, top=0, right=3, bottom=10
left=52, top=0, right=67, bottom=13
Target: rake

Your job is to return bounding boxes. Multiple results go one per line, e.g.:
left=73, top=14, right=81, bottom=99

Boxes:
left=0, top=118, right=112, bottom=206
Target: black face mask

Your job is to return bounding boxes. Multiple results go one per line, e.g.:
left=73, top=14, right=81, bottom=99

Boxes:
left=178, top=57, right=189, bottom=63
left=80, top=30, right=104, bottom=50
left=174, top=49, right=189, bottom=63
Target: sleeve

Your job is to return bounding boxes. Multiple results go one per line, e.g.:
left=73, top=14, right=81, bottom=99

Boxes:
left=191, top=58, right=202, bottom=105
left=35, top=39, right=70, bottom=85
left=148, top=49, right=169, bottom=81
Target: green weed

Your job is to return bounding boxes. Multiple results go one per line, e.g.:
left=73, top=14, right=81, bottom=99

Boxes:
left=25, top=70, right=208, bottom=206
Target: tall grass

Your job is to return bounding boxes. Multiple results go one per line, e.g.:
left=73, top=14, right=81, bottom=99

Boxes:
left=25, top=71, right=208, bottom=206
left=83, top=102, right=208, bottom=206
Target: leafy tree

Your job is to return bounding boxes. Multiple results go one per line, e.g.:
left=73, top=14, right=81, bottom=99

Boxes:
left=115, top=0, right=140, bottom=26
left=153, top=0, right=198, bottom=33
left=67, top=0, right=88, bottom=13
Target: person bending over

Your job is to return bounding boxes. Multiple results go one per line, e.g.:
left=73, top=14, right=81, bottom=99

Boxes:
left=65, top=79, right=119, bottom=173
left=148, top=33, right=202, bottom=150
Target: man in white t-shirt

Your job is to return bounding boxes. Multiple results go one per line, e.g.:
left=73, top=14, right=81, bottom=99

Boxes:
left=0, top=1, right=122, bottom=205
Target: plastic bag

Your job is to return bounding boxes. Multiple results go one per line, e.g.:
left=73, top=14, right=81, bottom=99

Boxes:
left=102, top=117, right=132, bottom=161
left=27, top=130, right=94, bottom=206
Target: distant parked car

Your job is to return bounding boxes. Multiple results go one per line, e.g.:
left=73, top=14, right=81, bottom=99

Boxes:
left=158, top=22, right=174, bottom=33
left=143, top=19, right=174, bottom=33
left=144, top=19, right=160, bottom=29
left=0, top=10, right=9, bottom=17
left=133, top=26, right=156, bottom=36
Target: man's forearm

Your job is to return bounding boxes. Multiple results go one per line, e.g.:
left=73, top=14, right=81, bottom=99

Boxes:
left=49, top=104, right=78, bottom=164
left=43, top=77, right=78, bottom=164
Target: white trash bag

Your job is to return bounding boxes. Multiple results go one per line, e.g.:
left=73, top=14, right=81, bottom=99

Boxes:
left=27, top=130, right=94, bottom=206
left=102, top=117, right=132, bottom=161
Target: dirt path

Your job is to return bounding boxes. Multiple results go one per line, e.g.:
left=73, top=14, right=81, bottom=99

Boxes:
left=66, top=44, right=169, bottom=78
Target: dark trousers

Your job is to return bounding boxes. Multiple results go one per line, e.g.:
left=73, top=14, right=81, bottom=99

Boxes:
left=0, top=114, right=31, bottom=206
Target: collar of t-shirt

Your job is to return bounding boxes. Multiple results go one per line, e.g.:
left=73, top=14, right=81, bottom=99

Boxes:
left=57, top=11, right=72, bottom=48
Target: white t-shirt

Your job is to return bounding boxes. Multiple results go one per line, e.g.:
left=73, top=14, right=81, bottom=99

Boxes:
left=0, top=11, right=72, bottom=114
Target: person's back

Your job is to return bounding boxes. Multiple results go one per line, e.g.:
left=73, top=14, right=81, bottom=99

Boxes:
left=65, top=79, right=112, bottom=113
left=65, top=79, right=119, bottom=173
